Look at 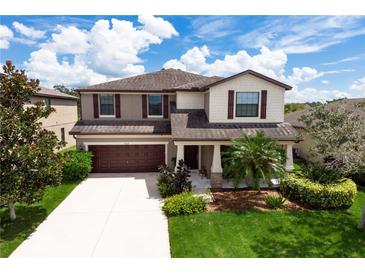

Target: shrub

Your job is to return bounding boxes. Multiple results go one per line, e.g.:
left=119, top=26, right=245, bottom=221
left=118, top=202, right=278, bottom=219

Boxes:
left=265, top=195, right=286, bottom=209
left=157, top=166, right=174, bottom=198
left=162, top=193, right=206, bottom=217
left=157, top=160, right=192, bottom=198
left=297, top=162, right=343, bottom=185
left=281, top=173, right=357, bottom=209
left=62, top=150, right=93, bottom=181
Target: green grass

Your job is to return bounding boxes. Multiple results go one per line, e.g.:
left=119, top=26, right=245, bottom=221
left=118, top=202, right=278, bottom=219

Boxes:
left=0, top=180, right=80, bottom=257
left=169, top=189, right=365, bottom=258
left=58, top=145, right=76, bottom=154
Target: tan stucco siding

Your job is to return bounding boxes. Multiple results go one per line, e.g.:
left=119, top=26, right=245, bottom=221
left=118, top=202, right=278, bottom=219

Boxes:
left=292, top=129, right=321, bottom=161
left=208, top=74, right=285, bottom=123
left=25, top=96, right=77, bottom=147
left=76, top=136, right=176, bottom=169
left=81, top=93, right=93, bottom=120
left=204, top=92, right=210, bottom=119
left=120, top=94, right=143, bottom=120
left=80, top=93, right=172, bottom=120
left=176, top=92, right=205, bottom=109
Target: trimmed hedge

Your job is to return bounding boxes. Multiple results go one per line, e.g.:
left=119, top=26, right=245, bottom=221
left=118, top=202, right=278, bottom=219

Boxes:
left=162, top=193, right=206, bottom=217
left=62, top=151, right=93, bottom=181
left=281, top=173, right=357, bottom=209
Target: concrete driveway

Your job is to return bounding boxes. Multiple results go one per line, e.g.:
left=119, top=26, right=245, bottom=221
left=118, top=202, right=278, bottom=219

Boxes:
left=11, top=173, right=170, bottom=257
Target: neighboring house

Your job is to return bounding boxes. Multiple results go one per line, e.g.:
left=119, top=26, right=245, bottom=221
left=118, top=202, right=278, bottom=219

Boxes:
left=285, top=98, right=365, bottom=161
left=70, top=68, right=300, bottom=187
left=25, top=87, right=78, bottom=148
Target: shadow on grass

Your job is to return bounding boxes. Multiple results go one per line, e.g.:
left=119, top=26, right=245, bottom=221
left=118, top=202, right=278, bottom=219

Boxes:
left=247, top=210, right=365, bottom=257
left=0, top=205, right=47, bottom=242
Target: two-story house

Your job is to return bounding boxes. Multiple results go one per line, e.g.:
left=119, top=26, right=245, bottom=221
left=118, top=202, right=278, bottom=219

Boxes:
left=26, top=87, right=78, bottom=148
left=70, top=68, right=299, bottom=187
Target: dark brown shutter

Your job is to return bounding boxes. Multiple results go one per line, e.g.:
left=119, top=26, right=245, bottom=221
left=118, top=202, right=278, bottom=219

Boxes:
left=115, top=94, right=121, bottom=118
left=163, top=95, right=169, bottom=118
left=260, top=90, right=267, bottom=119
left=93, top=94, right=99, bottom=118
left=142, top=94, right=147, bottom=118
left=228, top=90, right=234, bottom=119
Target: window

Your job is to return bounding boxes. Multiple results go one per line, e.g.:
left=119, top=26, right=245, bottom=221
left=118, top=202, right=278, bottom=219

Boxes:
left=61, top=128, right=65, bottom=143
left=99, top=94, right=115, bottom=116
left=235, top=92, right=259, bottom=117
left=44, top=98, right=51, bottom=107
left=148, top=95, right=162, bottom=116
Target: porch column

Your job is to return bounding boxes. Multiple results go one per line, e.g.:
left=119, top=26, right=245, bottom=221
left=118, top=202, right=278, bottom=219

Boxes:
left=176, top=144, right=184, bottom=170
left=211, top=144, right=223, bottom=188
left=285, top=143, right=294, bottom=171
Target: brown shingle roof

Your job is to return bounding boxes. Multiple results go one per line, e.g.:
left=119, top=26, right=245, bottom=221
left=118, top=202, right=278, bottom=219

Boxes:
left=69, top=120, right=171, bottom=135
left=285, top=98, right=365, bottom=128
left=35, top=87, right=78, bottom=100
left=171, top=108, right=300, bottom=141
left=77, top=68, right=212, bottom=92
left=77, top=68, right=292, bottom=92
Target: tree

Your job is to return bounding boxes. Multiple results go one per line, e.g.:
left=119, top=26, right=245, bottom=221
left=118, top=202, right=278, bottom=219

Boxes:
left=300, top=101, right=365, bottom=229
left=222, top=132, right=286, bottom=191
left=299, top=101, right=365, bottom=174
left=0, top=62, right=64, bottom=221
left=284, top=103, right=306, bottom=114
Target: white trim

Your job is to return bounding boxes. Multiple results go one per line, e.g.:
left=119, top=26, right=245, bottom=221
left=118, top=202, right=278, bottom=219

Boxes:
left=198, top=145, right=202, bottom=170
left=147, top=94, right=163, bottom=118
left=174, top=140, right=232, bottom=146
left=79, top=92, right=176, bottom=95
left=234, top=91, right=261, bottom=118
left=99, top=115, right=116, bottom=118
left=84, top=141, right=169, bottom=165
left=99, top=94, right=115, bottom=117
left=75, top=134, right=172, bottom=139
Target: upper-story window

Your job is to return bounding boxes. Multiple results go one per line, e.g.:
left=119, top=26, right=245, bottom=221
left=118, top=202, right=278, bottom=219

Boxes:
left=235, top=92, right=259, bottom=117
left=44, top=97, right=51, bottom=107
left=99, top=94, right=115, bottom=116
left=148, top=95, right=162, bottom=117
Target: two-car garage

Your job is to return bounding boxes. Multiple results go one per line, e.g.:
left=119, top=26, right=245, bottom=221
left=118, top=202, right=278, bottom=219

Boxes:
left=88, top=144, right=166, bottom=173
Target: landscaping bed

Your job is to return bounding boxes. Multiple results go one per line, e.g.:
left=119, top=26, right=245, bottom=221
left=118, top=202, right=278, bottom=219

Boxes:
left=168, top=189, right=365, bottom=258
left=208, top=189, right=305, bottom=211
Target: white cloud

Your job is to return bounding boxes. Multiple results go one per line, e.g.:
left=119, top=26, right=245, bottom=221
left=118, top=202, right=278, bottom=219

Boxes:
left=321, top=55, right=363, bottom=66
left=12, top=21, right=45, bottom=39
left=321, top=80, right=329, bottom=84
left=138, top=15, right=178, bottom=39
left=24, top=16, right=177, bottom=87
left=285, top=87, right=354, bottom=103
left=42, top=25, right=89, bottom=55
left=0, top=25, right=13, bottom=49
left=24, top=48, right=109, bottom=87
left=237, top=16, right=365, bottom=54
left=287, top=67, right=322, bottom=85
left=163, top=45, right=288, bottom=80
left=350, top=76, right=365, bottom=91
left=191, top=17, right=238, bottom=40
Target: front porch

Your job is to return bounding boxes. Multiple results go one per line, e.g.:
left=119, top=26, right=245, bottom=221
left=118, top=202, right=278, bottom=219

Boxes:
left=175, top=141, right=294, bottom=189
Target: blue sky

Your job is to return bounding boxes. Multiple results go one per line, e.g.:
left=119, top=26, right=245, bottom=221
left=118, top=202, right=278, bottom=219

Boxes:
left=0, top=15, right=364, bottom=102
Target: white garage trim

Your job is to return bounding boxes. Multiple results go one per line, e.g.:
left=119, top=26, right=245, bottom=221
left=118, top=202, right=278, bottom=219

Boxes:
left=83, top=141, right=169, bottom=165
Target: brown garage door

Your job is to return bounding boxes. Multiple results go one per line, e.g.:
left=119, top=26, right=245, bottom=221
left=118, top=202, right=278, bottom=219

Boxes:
left=89, top=144, right=165, bottom=173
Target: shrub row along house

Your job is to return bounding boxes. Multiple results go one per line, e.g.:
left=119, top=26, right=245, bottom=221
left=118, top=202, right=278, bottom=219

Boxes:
left=69, top=68, right=301, bottom=187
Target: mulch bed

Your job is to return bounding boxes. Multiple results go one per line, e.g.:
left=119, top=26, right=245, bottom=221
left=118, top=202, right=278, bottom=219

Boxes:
left=207, top=189, right=306, bottom=212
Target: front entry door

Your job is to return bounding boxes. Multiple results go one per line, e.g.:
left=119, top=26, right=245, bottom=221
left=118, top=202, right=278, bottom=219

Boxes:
left=184, top=145, right=199, bottom=170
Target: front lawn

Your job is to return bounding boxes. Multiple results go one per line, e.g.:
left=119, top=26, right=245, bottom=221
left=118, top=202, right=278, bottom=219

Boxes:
left=169, top=189, right=365, bottom=258
left=0, top=180, right=79, bottom=257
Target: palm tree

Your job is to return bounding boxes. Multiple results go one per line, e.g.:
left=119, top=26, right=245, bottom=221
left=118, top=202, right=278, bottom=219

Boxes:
left=222, top=132, right=286, bottom=191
